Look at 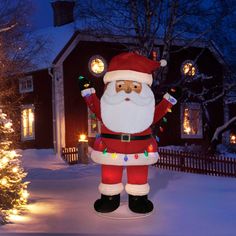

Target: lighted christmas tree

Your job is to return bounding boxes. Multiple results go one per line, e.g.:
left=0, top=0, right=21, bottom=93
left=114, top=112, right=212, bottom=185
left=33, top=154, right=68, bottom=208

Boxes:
left=0, top=110, right=29, bottom=224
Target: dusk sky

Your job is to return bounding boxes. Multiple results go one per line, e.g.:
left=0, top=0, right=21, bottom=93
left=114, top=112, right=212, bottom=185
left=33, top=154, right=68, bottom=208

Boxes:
left=28, top=0, right=235, bottom=65
left=31, top=0, right=53, bottom=29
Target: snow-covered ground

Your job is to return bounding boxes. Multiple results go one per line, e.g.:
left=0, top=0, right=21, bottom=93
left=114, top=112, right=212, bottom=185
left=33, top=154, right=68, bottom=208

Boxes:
left=1, top=149, right=236, bottom=236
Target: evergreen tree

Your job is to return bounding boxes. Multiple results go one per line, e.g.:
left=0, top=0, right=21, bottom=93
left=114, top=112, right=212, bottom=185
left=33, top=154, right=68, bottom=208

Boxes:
left=0, top=109, right=29, bottom=224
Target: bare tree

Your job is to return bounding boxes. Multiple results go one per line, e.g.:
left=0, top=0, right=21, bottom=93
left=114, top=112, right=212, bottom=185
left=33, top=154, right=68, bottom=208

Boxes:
left=75, top=0, right=236, bottom=152
left=0, top=0, right=46, bottom=103
left=0, top=0, right=48, bottom=145
left=76, top=1, right=233, bottom=58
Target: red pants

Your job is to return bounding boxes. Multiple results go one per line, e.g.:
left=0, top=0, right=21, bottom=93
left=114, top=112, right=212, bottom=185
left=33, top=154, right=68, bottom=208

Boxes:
left=102, top=165, right=148, bottom=185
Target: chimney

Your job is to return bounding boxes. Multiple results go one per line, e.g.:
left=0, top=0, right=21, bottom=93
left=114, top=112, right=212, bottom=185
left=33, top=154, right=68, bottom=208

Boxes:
left=51, top=0, right=75, bottom=27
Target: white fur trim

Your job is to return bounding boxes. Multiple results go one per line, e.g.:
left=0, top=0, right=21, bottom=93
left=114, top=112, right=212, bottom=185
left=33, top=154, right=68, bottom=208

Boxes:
left=81, top=88, right=95, bottom=97
left=98, top=183, right=124, bottom=195
left=91, top=150, right=159, bottom=166
left=103, top=70, right=153, bottom=86
left=125, top=183, right=150, bottom=196
left=101, top=82, right=155, bottom=133
left=160, top=59, right=167, bottom=67
left=163, top=93, right=177, bottom=105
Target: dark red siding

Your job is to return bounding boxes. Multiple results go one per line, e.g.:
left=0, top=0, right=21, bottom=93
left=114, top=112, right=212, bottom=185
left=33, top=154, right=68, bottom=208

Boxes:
left=20, top=69, right=53, bottom=149
left=62, top=41, right=225, bottom=148
left=63, top=41, right=127, bottom=147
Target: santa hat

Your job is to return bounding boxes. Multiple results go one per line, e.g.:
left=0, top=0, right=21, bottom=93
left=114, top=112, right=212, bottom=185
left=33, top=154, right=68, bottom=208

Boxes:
left=103, top=52, right=167, bottom=86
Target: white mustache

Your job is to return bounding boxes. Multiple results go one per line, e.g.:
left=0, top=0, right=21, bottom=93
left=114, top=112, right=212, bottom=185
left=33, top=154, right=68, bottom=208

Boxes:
left=102, top=91, right=153, bottom=106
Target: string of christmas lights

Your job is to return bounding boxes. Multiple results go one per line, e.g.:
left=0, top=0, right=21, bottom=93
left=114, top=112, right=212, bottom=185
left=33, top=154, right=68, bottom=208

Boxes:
left=0, top=110, right=29, bottom=224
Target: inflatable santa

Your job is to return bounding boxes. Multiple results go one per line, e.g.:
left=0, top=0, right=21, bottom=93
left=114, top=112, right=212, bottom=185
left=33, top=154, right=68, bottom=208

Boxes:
left=79, top=52, right=177, bottom=214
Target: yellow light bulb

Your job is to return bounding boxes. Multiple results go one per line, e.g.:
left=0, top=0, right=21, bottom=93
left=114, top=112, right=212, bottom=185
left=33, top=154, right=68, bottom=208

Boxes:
left=1, top=178, right=8, bottom=186
left=4, top=122, right=12, bottom=129
left=9, top=150, right=17, bottom=158
left=79, top=134, right=88, bottom=142
left=12, top=209, right=18, bottom=215
left=12, top=167, right=18, bottom=173
left=111, top=153, right=117, bottom=159
left=2, top=156, right=9, bottom=164
left=21, top=190, right=29, bottom=199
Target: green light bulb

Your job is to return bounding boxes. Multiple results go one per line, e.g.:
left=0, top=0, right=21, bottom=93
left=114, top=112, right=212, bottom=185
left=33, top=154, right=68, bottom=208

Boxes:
left=144, top=150, right=148, bottom=157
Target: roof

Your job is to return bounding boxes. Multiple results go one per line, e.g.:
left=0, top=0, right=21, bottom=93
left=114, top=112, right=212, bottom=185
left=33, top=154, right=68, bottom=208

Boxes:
left=30, top=22, right=229, bottom=72
left=30, top=22, right=76, bottom=71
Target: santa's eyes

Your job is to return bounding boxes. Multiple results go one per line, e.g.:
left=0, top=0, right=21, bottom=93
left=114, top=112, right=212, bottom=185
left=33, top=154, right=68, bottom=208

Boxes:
left=116, top=81, right=125, bottom=86
left=132, top=82, right=141, bottom=89
left=115, top=81, right=142, bottom=93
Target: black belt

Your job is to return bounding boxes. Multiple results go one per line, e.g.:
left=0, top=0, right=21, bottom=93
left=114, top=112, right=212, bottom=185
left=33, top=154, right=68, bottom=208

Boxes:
left=100, top=133, right=152, bottom=142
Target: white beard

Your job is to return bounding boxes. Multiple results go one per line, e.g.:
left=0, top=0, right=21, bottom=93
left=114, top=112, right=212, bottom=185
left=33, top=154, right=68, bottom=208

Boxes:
left=101, top=81, right=155, bottom=133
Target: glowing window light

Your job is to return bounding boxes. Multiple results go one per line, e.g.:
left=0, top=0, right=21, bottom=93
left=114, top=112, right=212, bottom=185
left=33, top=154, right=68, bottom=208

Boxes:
left=230, top=134, right=236, bottom=144
left=88, top=55, right=107, bottom=77
left=91, top=59, right=104, bottom=74
left=183, top=108, right=191, bottom=135
left=21, top=105, right=35, bottom=140
left=181, top=60, right=197, bottom=78
left=182, top=104, right=201, bottom=137
left=88, top=108, right=101, bottom=138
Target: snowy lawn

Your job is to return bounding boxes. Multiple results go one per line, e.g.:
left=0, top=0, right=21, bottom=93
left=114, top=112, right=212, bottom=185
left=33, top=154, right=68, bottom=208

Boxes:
left=0, top=149, right=236, bottom=236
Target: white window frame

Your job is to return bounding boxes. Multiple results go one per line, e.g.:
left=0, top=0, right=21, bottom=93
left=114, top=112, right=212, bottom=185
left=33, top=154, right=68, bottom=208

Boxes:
left=21, top=104, right=35, bottom=141
left=180, top=103, right=203, bottom=139
left=19, top=76, right=33, bottom=93
left=88, top=108, right=101, bottom=137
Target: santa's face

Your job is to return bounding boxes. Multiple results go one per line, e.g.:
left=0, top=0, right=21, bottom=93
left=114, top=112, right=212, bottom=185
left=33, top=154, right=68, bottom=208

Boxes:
left=101, top=80, right=155, bottom=133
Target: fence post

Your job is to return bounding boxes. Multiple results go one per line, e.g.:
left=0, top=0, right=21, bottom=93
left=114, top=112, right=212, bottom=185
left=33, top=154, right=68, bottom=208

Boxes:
left=180, top=151, right=185, bottom=172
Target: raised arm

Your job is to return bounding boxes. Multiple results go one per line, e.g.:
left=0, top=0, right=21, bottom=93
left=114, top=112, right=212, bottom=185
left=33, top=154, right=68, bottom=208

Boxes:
left=153, top=93, right=177, bottom=124
left=81, top=88, right=102, bottom=121
left=78, top=76, right=102, bottom=121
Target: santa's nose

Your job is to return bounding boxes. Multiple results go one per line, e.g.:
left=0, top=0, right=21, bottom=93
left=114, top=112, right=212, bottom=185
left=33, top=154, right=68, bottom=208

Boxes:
left=124, top=86, right=132, bottom=93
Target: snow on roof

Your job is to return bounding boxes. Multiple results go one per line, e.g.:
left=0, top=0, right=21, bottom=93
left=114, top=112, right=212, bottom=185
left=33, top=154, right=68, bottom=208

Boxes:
left=30, top=23, right=76, bottom=71
left=29, top=19, right=228, bottom=73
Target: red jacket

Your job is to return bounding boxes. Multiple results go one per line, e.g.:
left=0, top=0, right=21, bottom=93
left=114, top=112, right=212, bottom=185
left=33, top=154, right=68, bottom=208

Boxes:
left=84, top=92, right=176, bottom=166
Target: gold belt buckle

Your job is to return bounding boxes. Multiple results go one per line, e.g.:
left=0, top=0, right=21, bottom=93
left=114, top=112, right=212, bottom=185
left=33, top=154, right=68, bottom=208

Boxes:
left=121, top=134, right=131, bottom=142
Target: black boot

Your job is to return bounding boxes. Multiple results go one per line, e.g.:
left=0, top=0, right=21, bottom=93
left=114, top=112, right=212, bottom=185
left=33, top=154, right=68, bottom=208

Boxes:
left=128, top=195, right=153, bottom=214
left=94, top=194, right=120, bottom=213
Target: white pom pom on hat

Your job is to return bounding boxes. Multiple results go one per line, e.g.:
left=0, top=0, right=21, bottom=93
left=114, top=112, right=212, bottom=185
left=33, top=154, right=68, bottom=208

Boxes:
left=160, top=59, right=167, bottom=67
left=104, top=52, right=164, bottom=86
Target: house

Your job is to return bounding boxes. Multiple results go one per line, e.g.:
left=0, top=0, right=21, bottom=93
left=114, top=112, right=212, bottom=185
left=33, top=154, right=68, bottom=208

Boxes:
left=17, top=0, right=235, bottom=155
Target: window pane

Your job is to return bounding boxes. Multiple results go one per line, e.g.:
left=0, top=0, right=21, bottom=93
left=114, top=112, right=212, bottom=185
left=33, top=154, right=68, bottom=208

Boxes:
left=21, top=106, right=35, bottom=140
left=88, top=55, right=107, bottom=77
left=182, top=103, right=202, bottom=138
left=19, top=77, right=33, bottom=93
left=88, top=108, right=100, bottom=137
left=91, top=59, right=104, bottom=74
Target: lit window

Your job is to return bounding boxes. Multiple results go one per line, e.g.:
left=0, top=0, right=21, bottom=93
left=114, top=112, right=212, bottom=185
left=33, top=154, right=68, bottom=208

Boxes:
left=181, top=103, right=203, bottom=139
left=181, top=60, right=197, bottom=78
left=21, top=105, right=35, bottom=141
left=19, top=76, right=33, bottom=93
left=88, top=55, right=107, bottom=77
left=88, top=108, right=101, bottom=137
left=230, top=133, right=236, bottom=144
